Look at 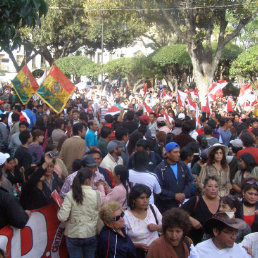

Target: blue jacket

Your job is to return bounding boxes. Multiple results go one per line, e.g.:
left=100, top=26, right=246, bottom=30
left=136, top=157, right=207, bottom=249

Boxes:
left=97, top=226, right=136, bottom=258
left=154, top=160, right=192, bottom=213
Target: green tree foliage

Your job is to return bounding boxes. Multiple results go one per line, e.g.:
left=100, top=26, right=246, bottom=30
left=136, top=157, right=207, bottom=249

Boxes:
left=0, top=0, right=48, bottom=50
left=150, top=44, right=191, bottom=91
left=229, top=45, right=258, bottom=83
left=55, top=56, right=100, bottom=81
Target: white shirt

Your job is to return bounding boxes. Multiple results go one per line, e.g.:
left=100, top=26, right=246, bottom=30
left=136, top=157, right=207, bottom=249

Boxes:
left=190, top=238, right=251, bottom=258
left=240, top=233, right=258, bottom=258
left=129, top=169, right=161, bottom=204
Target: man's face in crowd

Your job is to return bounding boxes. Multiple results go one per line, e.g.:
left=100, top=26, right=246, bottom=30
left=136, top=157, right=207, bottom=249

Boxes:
left=115, top=146, right=123, bottom=156
left=91, top=121, right=98, bottom=132
left=149, top=114, right=156, bottom=123
left=91, top=153, right=102, bottom=166
left=19, top=125, right=27, bottom=132
left=79, top=126, right=87, bottom=138
left=73, top=112, right=79, bottom=120
left=213, top=227, right=238, bottom=249
left=234, top=115, right=240, bottom=123
left=167, top=148, right=180, bottom=163
left=226, top=120, right=233, bottom=128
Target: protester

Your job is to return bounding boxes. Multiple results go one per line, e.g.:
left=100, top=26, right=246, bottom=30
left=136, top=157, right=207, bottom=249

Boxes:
left=97, top=126, right=111, bottom=158
left=189, top=212, right=250, bottom=258
left=28, top=129, right=44, bottom=164
left=98, top=201, right=136, bottom=258
left=182, top=176, right=220, bottom=244
left=147, top=208, right=193, bottom=258
left=58, top=168, right=101, bottom=258
left=124, top=184, right=162, bottom=257
left=154, top=142, right=192, bottom=213
left=85, top=120, right=98, bottom=150
left=59, top=123, right=87, bottom=173
left=198, top=143, right=231, bottom=197
left=51, top=118, right=66, bottom=147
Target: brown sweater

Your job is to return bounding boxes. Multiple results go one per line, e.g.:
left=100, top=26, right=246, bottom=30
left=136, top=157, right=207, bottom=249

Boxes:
left=59, top=136, right=86, bottom=173
left=147, top=235, right=192, bottom=258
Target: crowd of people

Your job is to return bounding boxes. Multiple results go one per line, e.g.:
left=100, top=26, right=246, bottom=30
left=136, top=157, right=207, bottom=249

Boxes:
left=0, top=82, right=257, bottom=258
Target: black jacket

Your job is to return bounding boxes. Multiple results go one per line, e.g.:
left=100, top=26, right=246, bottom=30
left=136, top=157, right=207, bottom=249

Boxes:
left=0, top=187, right=29, bottom=229
left=154, top=160, right=192, bottom=213
left=20, top=167, right=63, bottom=210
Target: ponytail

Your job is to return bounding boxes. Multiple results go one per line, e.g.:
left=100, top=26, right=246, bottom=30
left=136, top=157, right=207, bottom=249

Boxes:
left=114, top=165, right=130, bottom=204
left=72, top=168, right=93, bottom=205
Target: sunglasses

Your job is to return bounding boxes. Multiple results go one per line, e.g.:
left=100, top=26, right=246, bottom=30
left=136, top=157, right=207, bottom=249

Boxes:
left=246, top=180, right=258, bottom=186
left=112, top=211, right=125, bottom=222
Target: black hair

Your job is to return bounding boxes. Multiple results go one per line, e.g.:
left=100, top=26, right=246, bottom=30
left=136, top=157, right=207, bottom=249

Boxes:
left=200, top=116, right=208, bottom=124
left=180, top=147, right=194, bottom=161
left=19, top=130, right=31, bottom=145
left=136, top=139, right=148, bottom=150
left=45, top=144, right=56, bottom=153
left=72, top=109, right=79, bottom=114
left=19, top=121, right=29, bottom=128
left=11, top=112, right=20, bottom=122
left=87, top=149, right=102, bottom=156
left=27, top=101, right=33, bottom=110
left=219, top=118, right=226, bottom=127
left=127, top=131, right=143, bottom=155
left=240, top=132, right=255, bottom=147
left=182, top=121, right=192, bottom=134
left=100, top=126, right=111, bottom=138
left=14, top=104, right=21, bottom=112
left=174, top=118, right=182, bottom=128
left=115, top=127, right=128, bottom=141
left=204, top=125, right=213, bottom=135
left=104, top=114, right=114, bottom=123
left=79, top=112, right=88, bottom=123
left=252, top=128, right=258, bottom=137
left=54, top=118, right=65, bottom=129
left=128, top=184, right=151, bottom=210
left=126, top=110, right=135, bottom=121
left=239, top=153, right=257, bottom=172
left=185, top=142, right=199, bottom=153
left=72, top=123, right=85, bottom=136
left=220, top=196, right=242, bottom=218
left=207, top=119, right=217, bottom=130
left=114, top=165, right=131, bottom=205
left=188, top=120, right=196, bottom=131
left=237, top=122, right=248, bottom=135
left=138, top=125, right=147, bottom=135
left=72, top=168, right=93, bottom=204
left=203, top=175, right=219, bottom=187
left=0, top=168, right=2, bottom=178
left=132, top=150, right=149, bottom=171
left=72, top=159, right=82, bottom=172
left=67, top=107, right=73, bottom=114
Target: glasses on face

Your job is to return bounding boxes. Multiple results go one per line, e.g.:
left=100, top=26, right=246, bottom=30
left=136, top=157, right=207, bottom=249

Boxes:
left=112, top=211, right=125, bottom=222
left=246, top=180, right=258, bottom=186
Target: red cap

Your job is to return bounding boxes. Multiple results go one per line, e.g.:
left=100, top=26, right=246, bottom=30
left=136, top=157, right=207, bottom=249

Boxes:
left=140, top=115, right=149, bottom=124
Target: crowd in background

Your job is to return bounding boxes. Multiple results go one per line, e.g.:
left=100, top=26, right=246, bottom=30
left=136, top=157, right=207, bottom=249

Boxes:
left=0, top=81, right=257, bottom=258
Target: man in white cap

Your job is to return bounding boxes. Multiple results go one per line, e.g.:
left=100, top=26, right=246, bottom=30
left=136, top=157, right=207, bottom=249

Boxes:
left=100, top=141, right=123, bottom=177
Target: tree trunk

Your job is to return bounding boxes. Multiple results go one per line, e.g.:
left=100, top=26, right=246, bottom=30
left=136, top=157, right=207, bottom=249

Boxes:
left=164, top=75, right=174, bottom=92
left=5, top=48, right=19, bottom=72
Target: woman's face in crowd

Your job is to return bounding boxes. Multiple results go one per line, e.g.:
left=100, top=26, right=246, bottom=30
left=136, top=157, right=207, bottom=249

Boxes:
left=204, top=179, right=219, bottom=199
left=239, top=159, right=246, bottom=170
left=134, top=193, right=149, bottom=210
left=45, top=164, right=54, bottom=176
left=214, top=148, right=224, bottom=162
left=165, top=227, right=184, bottom=247
left=111, top=209, right=125, bottom=229
left=243, top=188, right=258, bottom=205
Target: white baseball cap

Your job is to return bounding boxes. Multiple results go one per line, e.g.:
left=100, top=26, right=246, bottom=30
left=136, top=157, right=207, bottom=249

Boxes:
left=0, top=152, right=10, bottom=166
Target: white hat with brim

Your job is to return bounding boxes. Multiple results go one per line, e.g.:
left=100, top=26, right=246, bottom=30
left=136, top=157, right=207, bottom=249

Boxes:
left=207, top=143, right=228, bottom=157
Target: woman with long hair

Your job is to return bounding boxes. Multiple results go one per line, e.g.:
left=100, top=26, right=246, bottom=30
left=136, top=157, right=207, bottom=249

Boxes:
left=198, top=143, right=231, bottom=197
left=182, top=176, right=220, bottom=244
left=98, top=165, right=131, bottom=209
left=124, top=184, right=162, bottom=258
left=57, top=168, right=101, bottom=258
left=232, top=153, right=258, bottom=194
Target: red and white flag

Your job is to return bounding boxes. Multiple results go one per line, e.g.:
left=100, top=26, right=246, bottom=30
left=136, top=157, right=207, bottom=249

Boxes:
left=106, top=106, right=120, bottom=116
left=187, top=96, right=197, bottom=111
left=202, top=97, right=212, bottom=117
left=208, top=80, right=228, bottom=101
left=177, top=90, right=188, bottom=107
left=143, top=102, right=152, bottom=114
left=239, top=83, right=252, bottom=97
left=195, top=106, right=201, bottom=129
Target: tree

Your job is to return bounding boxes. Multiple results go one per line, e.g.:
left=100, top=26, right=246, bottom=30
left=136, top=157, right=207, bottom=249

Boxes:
left=151, top=44, right=191, bottom=91
left=55, top=56, right=100, bottom=83
left=134, top=0, right=256, bottom=104
left=229, top=45, right=258, bottom=83
left=0, top=0, right=48, bottom=50
left=103, top=56, right=159, bottom=92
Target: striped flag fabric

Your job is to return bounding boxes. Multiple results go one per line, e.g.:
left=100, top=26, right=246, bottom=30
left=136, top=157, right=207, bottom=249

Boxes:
left=11, top=64, right=39, bottom=104
left=227, top=98, right=234, bottom=112
left=177, top=90, right=188, bottom=107
left=106, top=106, right=121, bottom=116
left=36, top=64, right=75, bottom=113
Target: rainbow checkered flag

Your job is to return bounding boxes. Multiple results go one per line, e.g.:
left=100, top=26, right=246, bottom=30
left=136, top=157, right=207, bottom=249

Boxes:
left=11, top=64, right=39, bottom=104
left=36, top=64, right=75, bottom=113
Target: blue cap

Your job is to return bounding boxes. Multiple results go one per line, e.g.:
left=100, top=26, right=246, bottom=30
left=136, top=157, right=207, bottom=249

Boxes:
left=165, top=142, right=179, bottom=152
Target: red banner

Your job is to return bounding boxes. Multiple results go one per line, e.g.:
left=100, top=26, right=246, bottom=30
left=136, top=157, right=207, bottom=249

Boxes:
left=0, top=204, right=67, bottom=257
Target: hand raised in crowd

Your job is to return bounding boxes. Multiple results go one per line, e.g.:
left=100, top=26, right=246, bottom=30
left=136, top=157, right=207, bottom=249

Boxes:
left=42, top=152, right=55, bottom=169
